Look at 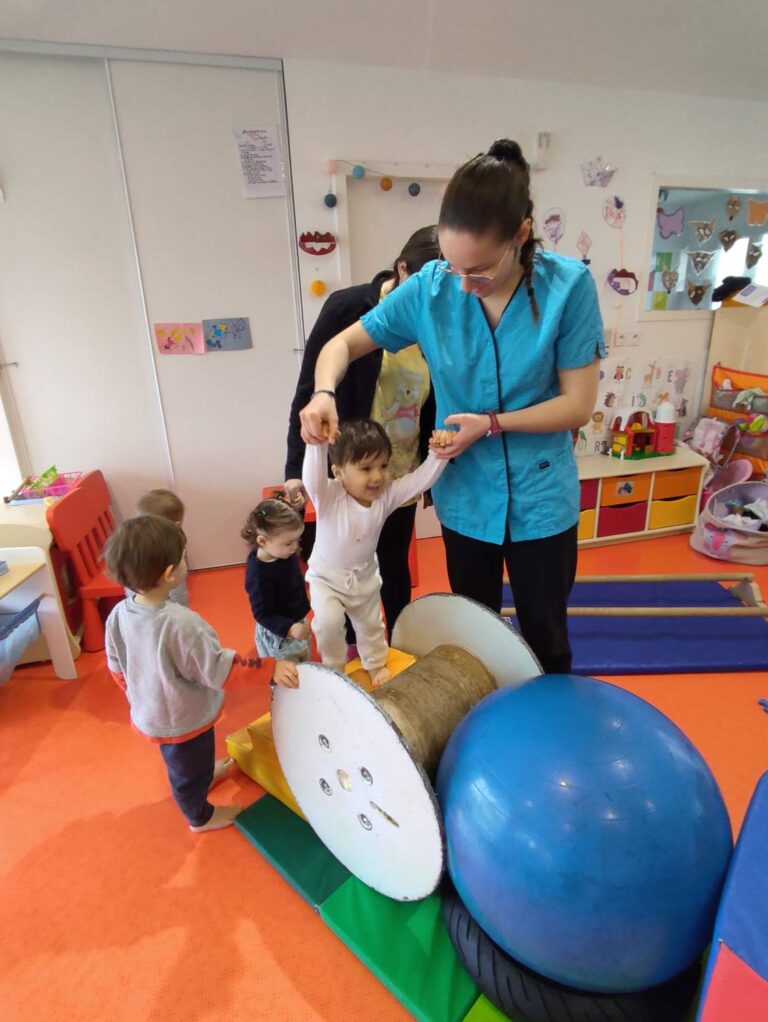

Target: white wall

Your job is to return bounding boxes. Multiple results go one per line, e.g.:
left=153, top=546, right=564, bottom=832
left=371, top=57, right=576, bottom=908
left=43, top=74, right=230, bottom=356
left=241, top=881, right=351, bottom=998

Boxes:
left=285, top=59, right=768, bottom=408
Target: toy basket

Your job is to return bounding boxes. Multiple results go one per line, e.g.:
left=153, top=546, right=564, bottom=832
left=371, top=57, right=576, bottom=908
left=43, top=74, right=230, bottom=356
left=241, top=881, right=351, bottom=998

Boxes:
left=10, top=472, right=82, bottom=505
left=690, top=481, right=768, bottom=565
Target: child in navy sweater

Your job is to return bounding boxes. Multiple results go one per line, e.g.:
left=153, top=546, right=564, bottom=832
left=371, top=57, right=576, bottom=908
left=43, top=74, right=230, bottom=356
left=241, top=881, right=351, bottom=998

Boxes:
left=242, top=498, right=311, bottom=663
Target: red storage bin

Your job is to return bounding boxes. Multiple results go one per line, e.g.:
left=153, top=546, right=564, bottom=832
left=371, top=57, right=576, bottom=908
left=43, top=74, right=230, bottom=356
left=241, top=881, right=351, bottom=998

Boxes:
left=579, top=478, right=599, bottom=510
left=596, top=501, right=648, bottom=538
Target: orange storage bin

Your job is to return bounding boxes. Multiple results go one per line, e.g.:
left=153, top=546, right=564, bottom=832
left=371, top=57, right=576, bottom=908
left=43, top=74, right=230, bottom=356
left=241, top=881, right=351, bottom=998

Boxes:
left=578, top=508, right=596, bottom=541
left=600, top=474, right=652, bottom=508
left=652, top=466, right=702, bottom=501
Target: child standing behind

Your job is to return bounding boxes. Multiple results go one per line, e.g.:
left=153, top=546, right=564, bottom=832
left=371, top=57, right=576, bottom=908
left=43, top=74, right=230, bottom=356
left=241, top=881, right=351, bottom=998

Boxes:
left=137, top=488, right=189, bottom=606
left=303, top=419, right=446, bottom=686
left=242, top=499, right=311, bottom=664
left=105, top=515, right=298, bottom=833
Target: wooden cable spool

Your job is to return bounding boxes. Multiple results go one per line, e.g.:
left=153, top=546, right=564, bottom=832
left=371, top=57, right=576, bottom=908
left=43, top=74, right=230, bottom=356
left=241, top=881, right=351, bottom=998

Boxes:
left=272, top=593, right=541, bottom=902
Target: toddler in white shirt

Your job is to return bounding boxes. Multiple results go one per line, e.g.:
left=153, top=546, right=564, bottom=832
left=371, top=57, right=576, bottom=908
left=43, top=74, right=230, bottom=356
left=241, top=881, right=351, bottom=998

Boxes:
left=302, top=419, right=447, bottom=686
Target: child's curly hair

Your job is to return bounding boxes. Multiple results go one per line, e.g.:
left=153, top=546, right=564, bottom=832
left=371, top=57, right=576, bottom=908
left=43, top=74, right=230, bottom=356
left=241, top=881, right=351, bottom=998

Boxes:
left=241, top=498, right=302, bottom=547
left=330, top=419, right=392, bottom=468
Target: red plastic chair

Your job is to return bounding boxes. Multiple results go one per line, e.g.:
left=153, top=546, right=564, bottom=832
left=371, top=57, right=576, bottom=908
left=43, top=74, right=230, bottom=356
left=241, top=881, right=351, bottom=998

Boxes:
left=46, top=471, right=123, bottom=652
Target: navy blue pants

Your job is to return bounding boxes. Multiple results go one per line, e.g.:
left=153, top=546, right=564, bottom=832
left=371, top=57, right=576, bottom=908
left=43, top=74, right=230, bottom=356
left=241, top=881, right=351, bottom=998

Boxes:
left=159, top=727, right=215, bottom=827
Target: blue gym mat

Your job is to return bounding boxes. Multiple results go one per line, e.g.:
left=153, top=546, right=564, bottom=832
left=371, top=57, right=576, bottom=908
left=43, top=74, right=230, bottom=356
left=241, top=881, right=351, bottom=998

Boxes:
left=501, top=580, right=768, bottom=675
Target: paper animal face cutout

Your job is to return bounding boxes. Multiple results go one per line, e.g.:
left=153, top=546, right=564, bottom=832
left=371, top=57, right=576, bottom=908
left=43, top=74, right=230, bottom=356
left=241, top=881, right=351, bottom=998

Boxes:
left=688, top=251, right=715, bottom=275
left=691, top=220, right=715, bottom=244
left=719, top=229, right=739, bottom=252
left=604, top=196, right=626, bottom=229
left=661, top=269, right=679, bottom=294
left=657, top=206, right=684, bottom=239
left=726, top=196, right=742, bottom=221
left=687, top=281, right=710, bottom=306
left=747, top=242, right=763, bottom=270
left=607, top=267, right=639, bottom=296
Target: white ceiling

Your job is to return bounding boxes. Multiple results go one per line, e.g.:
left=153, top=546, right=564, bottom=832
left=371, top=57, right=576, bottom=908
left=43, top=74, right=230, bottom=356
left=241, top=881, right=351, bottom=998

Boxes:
left=2, top=0, right=767, bottom=102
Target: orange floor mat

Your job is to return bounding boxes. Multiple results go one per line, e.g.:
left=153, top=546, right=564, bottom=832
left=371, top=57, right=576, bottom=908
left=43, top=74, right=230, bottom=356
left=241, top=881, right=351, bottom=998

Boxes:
left=1, top=534, right=766, bottom=1021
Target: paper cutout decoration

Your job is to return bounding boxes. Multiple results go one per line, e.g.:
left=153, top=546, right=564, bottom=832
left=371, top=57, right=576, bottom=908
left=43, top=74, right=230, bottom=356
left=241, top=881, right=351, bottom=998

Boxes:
left=719, top=229, right=739, bottom=252
left=691, top=219, right=715, bottom=243
left=542, top=207, right=565, bottom=247
left=310, top=280, right=326, bottom=296
left=747, top=199, right=768, bottom=226
left=747, top=242, right=763, bottom=270
left=687, top=281, right=710, bottom=306
left=580, top=156, right=617, bottom=188
left=688, top=251, right=716, bottom=275
left=203, top=317, right=253, bottom=352
left=661, top=269, right=679, bottom=294
left=603, top=196, right=626, bottom=229
left=607, top=268, right=639, bottom=296
left=657, top=206, right=685, bottom=239
left=154, top=322, right=205, bottom=355
left=298, top=230, right=337, bottom=255
left=576, top=231, right=592, bottom=263
left=726, top=195, right=742, bottom=221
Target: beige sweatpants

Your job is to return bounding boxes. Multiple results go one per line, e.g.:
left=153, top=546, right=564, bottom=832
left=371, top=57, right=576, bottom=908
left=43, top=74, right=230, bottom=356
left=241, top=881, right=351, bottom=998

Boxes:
left=306, top=556, right=388, bottom=673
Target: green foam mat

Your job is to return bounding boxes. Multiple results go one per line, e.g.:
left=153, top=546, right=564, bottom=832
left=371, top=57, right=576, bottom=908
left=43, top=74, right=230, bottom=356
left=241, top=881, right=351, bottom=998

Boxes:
left=236, top=795, right=350, bottom=909
left=320, top=877, right=478, bottom=1022
left=462, top=996, right=514, bottom=1021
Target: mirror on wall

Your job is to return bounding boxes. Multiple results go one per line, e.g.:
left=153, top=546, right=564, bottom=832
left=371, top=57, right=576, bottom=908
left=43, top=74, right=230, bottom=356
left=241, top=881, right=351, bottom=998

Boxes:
left=645, top=184, right=768, bottom=313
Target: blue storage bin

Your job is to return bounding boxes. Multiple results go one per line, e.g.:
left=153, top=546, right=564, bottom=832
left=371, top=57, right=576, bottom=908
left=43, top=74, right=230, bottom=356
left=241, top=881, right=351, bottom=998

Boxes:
left=0, top=598, right=41, bottom=683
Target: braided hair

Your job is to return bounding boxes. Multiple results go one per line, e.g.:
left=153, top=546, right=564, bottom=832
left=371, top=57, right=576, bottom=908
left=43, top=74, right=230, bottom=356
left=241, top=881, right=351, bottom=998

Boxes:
left=439, top=139, right=540, bottom=320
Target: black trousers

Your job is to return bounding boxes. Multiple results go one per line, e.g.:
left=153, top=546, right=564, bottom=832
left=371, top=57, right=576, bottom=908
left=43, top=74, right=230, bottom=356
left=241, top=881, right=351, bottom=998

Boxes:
left=159, top=727, right=215, bottom=827
left=441, top=523, right=578, bottom=675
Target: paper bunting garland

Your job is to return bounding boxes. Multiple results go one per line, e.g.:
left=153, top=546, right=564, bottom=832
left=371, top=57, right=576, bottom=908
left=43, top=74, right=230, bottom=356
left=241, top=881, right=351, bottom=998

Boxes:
left=719, top=229, right=739, bottom=252
left=688, top=251, right=715, bottom=275
left=691, top=219, right=715, bottom=243
left=687, top=281, right=710, bottom=306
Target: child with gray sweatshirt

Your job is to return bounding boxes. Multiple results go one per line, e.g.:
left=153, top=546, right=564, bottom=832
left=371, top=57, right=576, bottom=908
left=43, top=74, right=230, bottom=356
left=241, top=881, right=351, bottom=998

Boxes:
left=105, top=515, right=297, bottom=833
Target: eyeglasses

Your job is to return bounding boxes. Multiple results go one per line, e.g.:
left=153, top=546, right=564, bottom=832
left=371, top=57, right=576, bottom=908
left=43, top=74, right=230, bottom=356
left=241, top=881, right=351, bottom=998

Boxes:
left=439, top=242, right=513, bottom=287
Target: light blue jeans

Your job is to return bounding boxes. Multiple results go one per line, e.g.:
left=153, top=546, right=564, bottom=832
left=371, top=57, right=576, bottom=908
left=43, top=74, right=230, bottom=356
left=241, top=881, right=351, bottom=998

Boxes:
left=255, top=622, right=310, bottom=664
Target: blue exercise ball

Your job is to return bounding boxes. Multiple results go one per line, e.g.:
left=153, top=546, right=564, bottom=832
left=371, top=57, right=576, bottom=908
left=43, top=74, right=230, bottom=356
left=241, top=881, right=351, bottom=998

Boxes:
left=437, top=674, right=732, bottom=993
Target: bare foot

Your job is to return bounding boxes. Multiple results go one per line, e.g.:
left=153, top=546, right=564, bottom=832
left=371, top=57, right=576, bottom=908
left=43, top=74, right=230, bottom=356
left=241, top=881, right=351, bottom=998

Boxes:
left=370, top=666, right=391, bottom=688
left=189, top=804, right=242, bottom=833
left=209, top=756, right=235, bottom=790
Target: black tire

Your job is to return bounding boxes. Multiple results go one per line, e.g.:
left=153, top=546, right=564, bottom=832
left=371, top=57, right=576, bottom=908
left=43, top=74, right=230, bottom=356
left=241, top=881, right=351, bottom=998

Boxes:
left=442, top=883, right=702, bottom=1022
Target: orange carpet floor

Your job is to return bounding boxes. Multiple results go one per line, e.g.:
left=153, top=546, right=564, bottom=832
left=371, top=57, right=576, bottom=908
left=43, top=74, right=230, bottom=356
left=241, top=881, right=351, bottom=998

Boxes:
left=1, top=535, right=767, bottom=1022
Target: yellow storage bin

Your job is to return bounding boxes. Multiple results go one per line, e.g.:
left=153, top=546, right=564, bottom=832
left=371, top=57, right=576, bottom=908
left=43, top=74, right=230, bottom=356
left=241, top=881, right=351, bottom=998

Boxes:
left=600, top=474, right=652, bottom=507
left=578, top=508, right=596, bottom=541
left=649, top=494, right=698, bottom=530
left=652, top=466, right=702, bottom=501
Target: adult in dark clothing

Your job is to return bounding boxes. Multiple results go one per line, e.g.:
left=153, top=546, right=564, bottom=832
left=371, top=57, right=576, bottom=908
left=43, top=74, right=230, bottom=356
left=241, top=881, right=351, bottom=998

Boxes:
left=284, top=226, right=439, bottom=639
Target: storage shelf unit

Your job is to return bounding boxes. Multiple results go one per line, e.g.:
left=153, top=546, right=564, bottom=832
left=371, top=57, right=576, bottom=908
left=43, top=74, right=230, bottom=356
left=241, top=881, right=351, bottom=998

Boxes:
left=577, top=446, right=708, bottom=547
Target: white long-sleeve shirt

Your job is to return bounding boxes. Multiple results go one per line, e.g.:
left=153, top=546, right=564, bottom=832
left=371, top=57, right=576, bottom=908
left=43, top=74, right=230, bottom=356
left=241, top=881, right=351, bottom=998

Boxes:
left=303, top=443, right=447, bottom=571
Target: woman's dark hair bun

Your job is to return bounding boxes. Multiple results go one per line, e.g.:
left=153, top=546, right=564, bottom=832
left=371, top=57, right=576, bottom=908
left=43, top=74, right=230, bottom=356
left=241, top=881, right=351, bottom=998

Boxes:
left=487, top=139, right=527, bottom=167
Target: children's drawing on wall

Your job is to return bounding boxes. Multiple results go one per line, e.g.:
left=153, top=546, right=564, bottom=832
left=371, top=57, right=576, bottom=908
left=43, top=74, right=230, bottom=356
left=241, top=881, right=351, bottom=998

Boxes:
left=647, top=186, right=768, bottom=311
left=747, top=200, right=768, bottom=227
left=542, top=207, right=565, bottom=248
left=607, top=268, right=639, bottom=296
left=726, top=196, right=742, bottom=221
left=203, top=317, right=253, bottom=352
left=576, top=231, right=592, bottom=265
left=691, top=219, right=715, bottom=243
left=154, top=323, right=205, bottom=355
left=688, top=251, right=715, bottom=276
left=603, top=196, right=626, bottom=230
left=747, top=242, right=763, bottom=270
left=656, top=205, right=685, bottom=240
left=687, top=281, right=710, bottom=306
left=580, top=156, right=617, bottom=188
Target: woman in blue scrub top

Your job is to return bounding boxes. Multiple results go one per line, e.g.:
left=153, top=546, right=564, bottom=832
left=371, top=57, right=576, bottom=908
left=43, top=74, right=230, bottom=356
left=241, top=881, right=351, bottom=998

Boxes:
left=300, top=140, right=604, bottom=673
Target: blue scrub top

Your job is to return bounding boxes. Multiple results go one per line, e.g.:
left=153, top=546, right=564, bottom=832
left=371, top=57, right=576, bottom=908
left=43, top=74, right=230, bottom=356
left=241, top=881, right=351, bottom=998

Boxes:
left=360, top=250, right=605, bottom=544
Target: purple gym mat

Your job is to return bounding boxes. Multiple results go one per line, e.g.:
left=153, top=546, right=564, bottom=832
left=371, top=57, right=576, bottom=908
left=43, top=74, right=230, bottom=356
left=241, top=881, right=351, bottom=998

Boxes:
left=501, top=580, right=768, bottom=675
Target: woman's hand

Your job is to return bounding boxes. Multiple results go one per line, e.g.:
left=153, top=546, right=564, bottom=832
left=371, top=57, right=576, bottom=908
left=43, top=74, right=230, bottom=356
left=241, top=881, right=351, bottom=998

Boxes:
left=283, top=479, right=308, bottom=510
left=429, top=414, right=490, bottom=459
left=299, top=393, right=339, bottom=445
